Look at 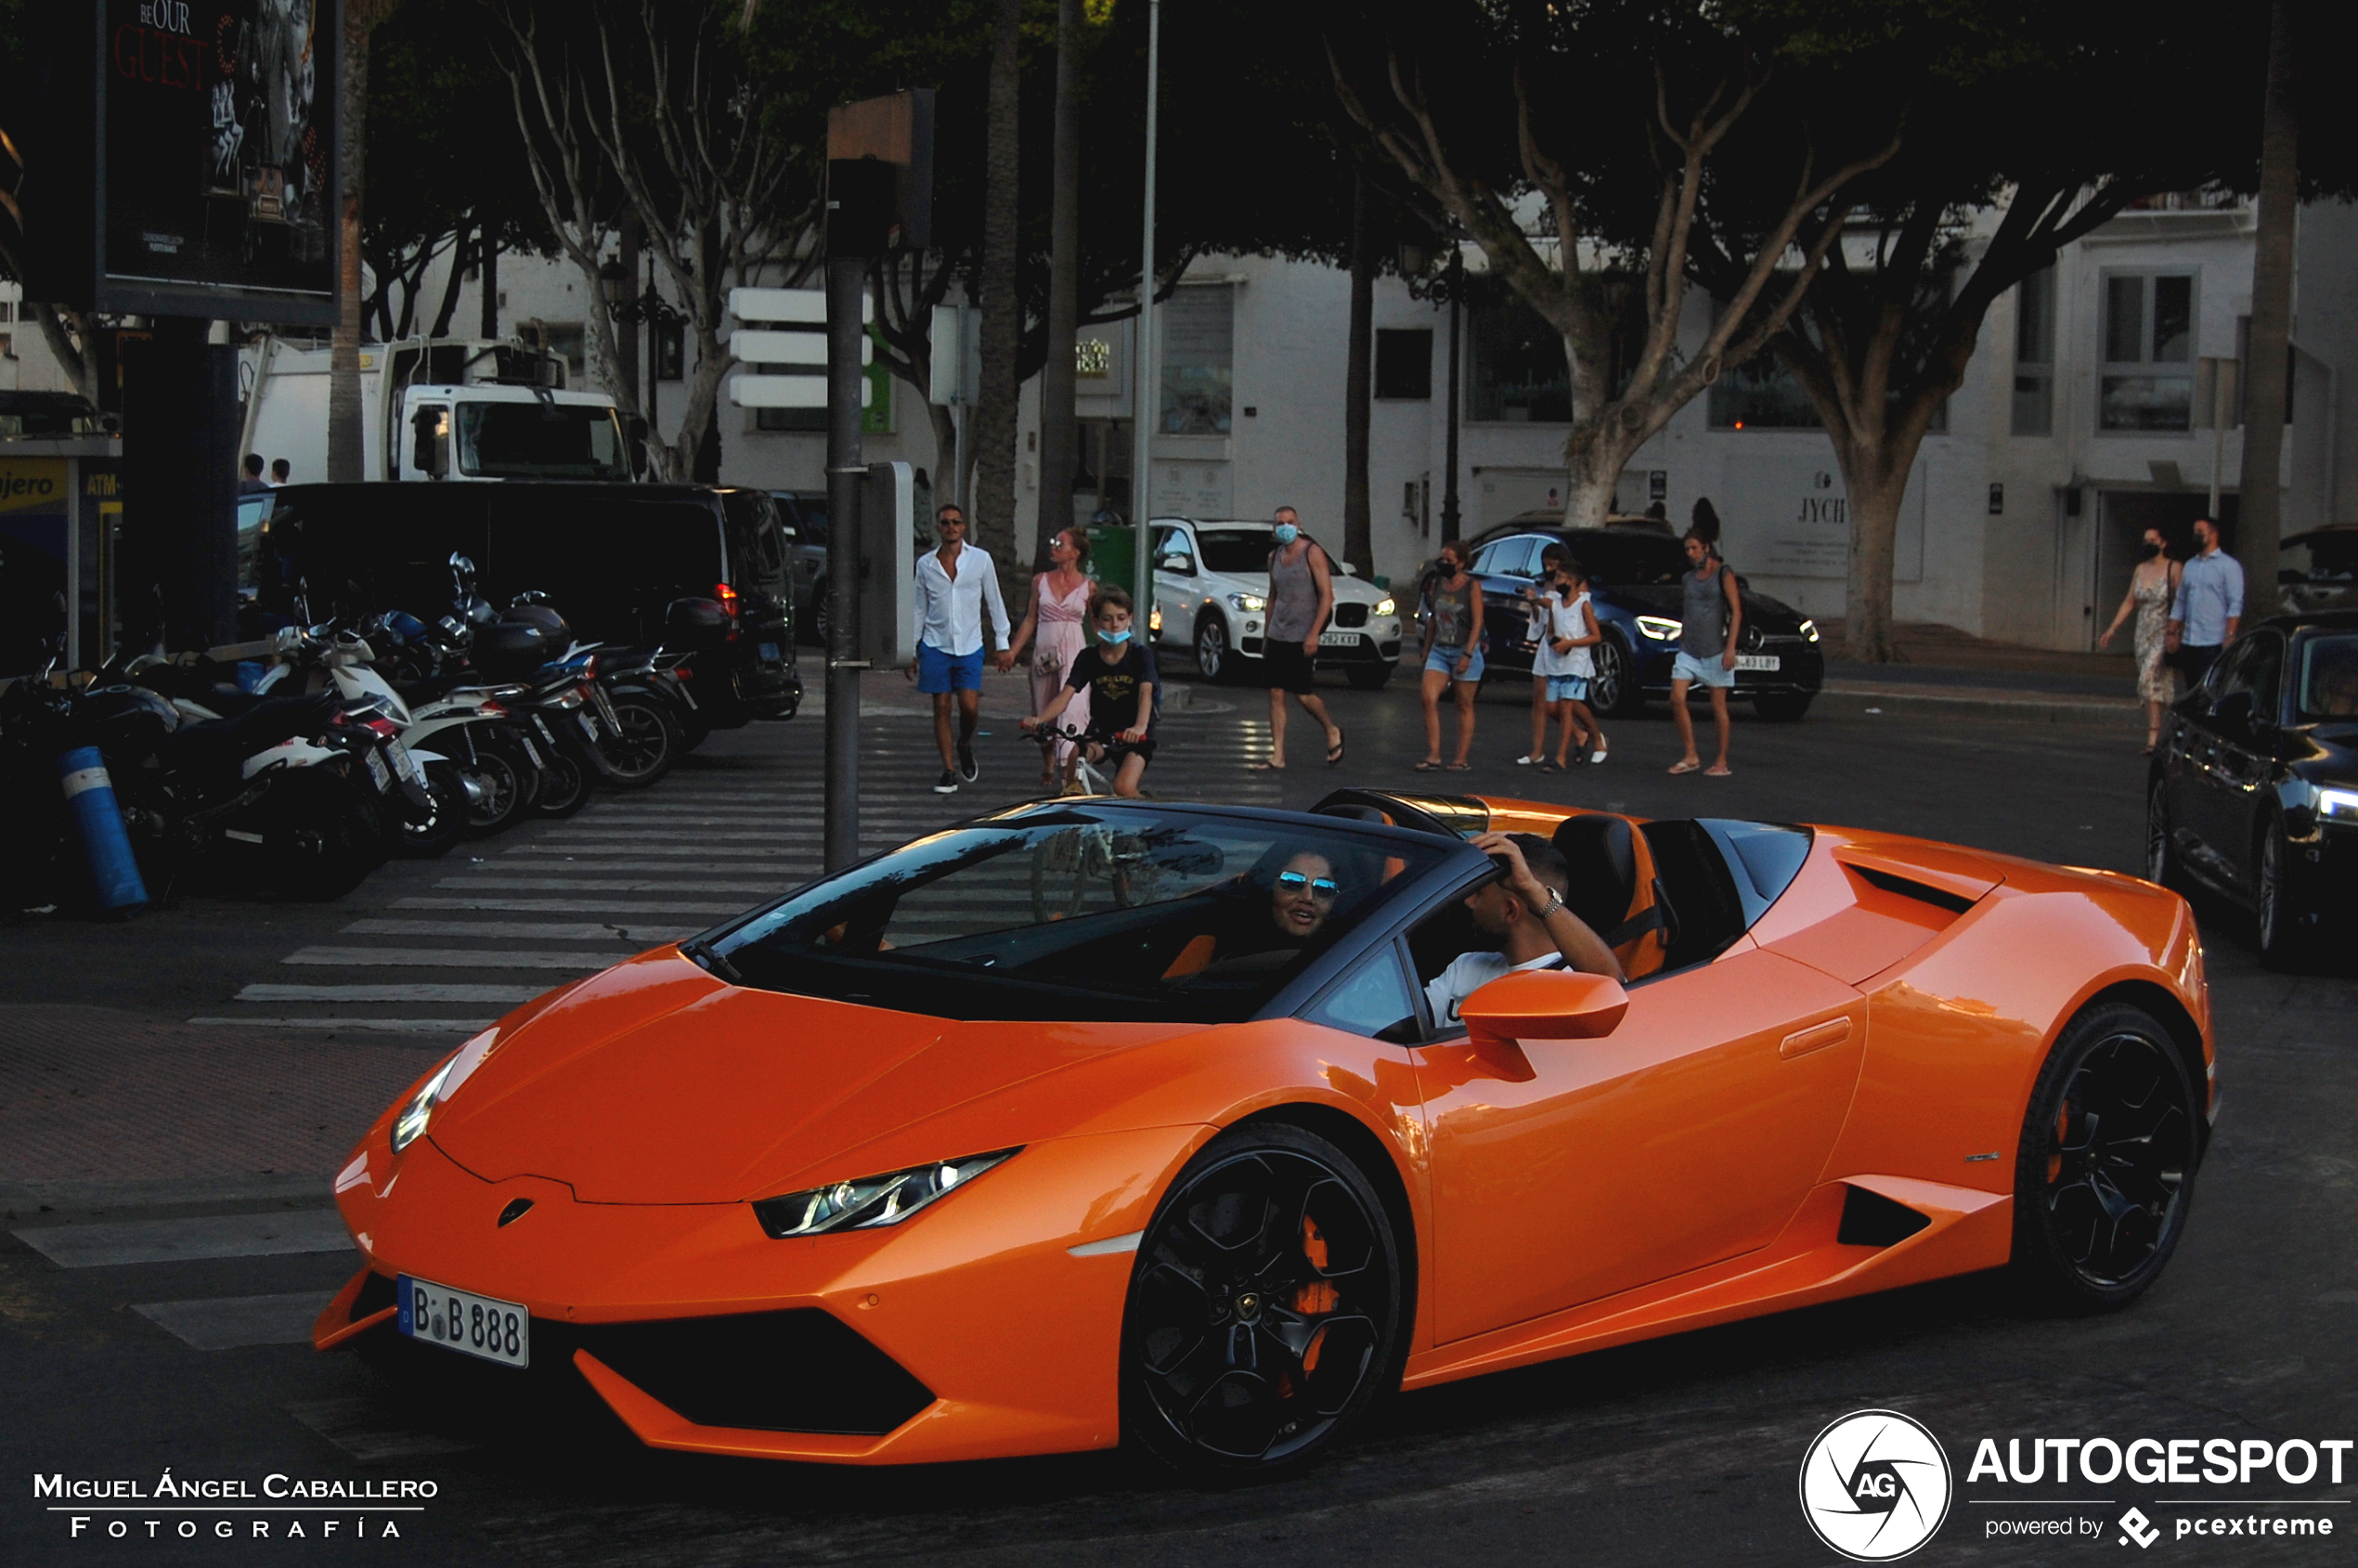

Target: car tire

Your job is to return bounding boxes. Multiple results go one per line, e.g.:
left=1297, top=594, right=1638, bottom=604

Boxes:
left=2255, top=813, right=2307, bottom=969
left=2011, top=1002, right=2199, bottom=1313
left=1590, top=631, right=1645, bottom=718
left=2144, top=780, right=2183, bottom=892
left=1345, top=662, right=1393, bottom=691
left=1193, top=615, right=1235, bottom=684
left=1121, top=1121, right=1404, bottom=1483
left=1753, top=692, right=1815, bottom=722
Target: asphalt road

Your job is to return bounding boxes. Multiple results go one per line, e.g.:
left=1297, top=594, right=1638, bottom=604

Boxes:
left=4, top=666, right=2352, bottom=1567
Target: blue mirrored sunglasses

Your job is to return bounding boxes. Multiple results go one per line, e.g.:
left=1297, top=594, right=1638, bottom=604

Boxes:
left=1276, top=871, right=1340, bottom=899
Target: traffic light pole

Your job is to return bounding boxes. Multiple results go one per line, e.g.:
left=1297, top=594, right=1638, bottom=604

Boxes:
left=823, top=250, right=868, bottom=873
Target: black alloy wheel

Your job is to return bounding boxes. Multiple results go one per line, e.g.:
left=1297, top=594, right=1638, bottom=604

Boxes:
left=1122, top=1122, right=1403, bottom=1480
left=531, top=750, right=590, bottom=819
left=2255, top=815, right=2306, bottom=968
left=394, top=761, right=468, bottom=859
left=458, top=745, right=531, bottom=837
left=1193, top=615, right=1233, bottom=684
left=2012, top=1003, right=2198, bottom=1311
left=1590, top=631, right=1642, bottom=718
left=595, top=693, right=680, bottom=789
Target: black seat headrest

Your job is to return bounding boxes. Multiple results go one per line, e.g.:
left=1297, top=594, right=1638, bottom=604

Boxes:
left=1551, top=813, right=1638, bottom=936
left=1315, top=803, right=1390, bottom=823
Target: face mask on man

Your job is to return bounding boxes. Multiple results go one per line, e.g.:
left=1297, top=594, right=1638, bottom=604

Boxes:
left=1273, top=523, right=1300, bottom=546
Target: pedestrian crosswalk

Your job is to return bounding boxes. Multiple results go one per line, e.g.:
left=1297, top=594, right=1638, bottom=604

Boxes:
left=192, top=701, right=1278, bottom=1039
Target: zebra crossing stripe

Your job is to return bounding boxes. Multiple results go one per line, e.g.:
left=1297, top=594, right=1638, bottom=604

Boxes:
left=282, top=947, right=621, bottom=971
left=235, top=982, right=547, bottom=1003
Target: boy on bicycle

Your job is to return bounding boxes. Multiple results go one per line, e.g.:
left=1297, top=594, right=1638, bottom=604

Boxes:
left=1020, top=588, right=1159, bottom=797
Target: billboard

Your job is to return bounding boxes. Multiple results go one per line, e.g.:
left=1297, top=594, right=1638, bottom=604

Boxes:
left=19, top=0, right=340, bottom=323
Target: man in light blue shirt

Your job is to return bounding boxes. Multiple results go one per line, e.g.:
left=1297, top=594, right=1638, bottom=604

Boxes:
left=908, top=505, right=1013, bottom=794
left=2167, top=517, right=2243, bottom=688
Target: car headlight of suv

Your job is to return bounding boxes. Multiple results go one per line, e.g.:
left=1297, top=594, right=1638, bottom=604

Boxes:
left=1227, top=592, right=1266, bottom=614
left=752, top=1148, right=1020, bottom=1238
left=389, top=1027, right=501, bottom=1154
left=2318, top=786, right=2358, bottom=823
left=1799, top=617, right=1821, bottom=642
left=1374, top=596, right=1396, bottom=617
left=1636, top=616, right=1682, bottom=641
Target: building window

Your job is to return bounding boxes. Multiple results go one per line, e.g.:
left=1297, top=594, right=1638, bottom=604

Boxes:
left=1160, top=285, right=1232, bottom=434
left=2012, top=266, right=2055, bottom=436
left=1707, top=349, right=1821, bottom=430
left=1467, top=298, right=1569, bottom=421
left=1375, top=328, right=1432, bottom=399
left=2099, top=270, right=2195, bottom=432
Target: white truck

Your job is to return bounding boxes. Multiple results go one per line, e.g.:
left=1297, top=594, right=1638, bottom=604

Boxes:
left=240, top=336, right=634, bottom=484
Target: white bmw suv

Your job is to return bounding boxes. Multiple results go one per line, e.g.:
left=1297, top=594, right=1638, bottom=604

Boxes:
left=1148, top=518, right=1406, bottom=689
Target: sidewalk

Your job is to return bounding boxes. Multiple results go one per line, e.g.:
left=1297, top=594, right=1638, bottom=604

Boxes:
left=1814, top=619, right=2142, bottom=725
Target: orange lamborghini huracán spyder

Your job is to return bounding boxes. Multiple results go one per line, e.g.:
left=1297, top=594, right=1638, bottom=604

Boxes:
left=314, top=790, right=2215, bottom=1480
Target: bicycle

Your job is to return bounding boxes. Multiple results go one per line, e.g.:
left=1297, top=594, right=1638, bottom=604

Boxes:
left=1032, top=720, right=1154, bottom=801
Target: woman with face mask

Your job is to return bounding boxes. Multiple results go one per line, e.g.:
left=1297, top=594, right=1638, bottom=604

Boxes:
left=2096, top=526, right=2183, bottom=754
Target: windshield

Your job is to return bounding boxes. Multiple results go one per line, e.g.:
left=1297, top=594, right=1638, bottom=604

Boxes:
left=2294, top=633, right=2358, bottom=721
left=707, top=805, right=1448, bottom=1022
left=457, top=402, right=630, bottom=480
left=1196, top=527, right=1277, bottom=575
left=1557, top=531, right=1689, bottom=586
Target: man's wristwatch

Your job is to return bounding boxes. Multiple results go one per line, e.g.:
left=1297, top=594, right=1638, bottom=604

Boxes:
left=1534, top=888, right=1563, bottom=920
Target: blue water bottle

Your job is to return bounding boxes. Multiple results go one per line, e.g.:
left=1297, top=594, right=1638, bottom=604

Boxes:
left=58, top=746, right=149, bottom=915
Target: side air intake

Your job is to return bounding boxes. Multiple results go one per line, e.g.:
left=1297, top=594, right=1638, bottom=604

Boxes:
left=1837, top=1186, right=1933, bottom=1248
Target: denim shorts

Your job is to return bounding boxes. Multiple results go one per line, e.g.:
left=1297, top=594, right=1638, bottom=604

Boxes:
left=1425, top=644, right=1484, bottom=681
left=1672, top=650, right=1736, bottom=690
left=1545, top=674, right=1589, bottom=703
left=915, top=641, right=985, bottom=693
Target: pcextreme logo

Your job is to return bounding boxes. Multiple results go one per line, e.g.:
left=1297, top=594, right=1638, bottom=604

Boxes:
left=1799, top=1409, right=1955, bottom=1562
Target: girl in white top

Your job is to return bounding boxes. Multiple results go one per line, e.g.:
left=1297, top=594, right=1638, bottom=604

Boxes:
left=1522, top=558, right=1606, bottom=769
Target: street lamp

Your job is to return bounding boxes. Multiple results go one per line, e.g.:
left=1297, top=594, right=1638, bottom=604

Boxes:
left=603, top=255, right=685, bottom=470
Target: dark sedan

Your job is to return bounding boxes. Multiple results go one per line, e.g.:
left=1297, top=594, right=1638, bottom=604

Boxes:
left=2147, top=609, right=2358, bottom=965
left=1440, top=517, right=1826, bottom=719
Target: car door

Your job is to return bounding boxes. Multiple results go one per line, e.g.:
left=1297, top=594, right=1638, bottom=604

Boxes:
left=1406, top=909, right=1867, bottom=1345
left=2204, top=631, right=2286, bottom=888
left=1151, top=524, right=1199, bottom=650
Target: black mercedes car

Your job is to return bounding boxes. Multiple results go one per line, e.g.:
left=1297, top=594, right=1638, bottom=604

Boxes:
left=1439, top=515, right=1826, bottom=719
left=2147, top=609, right=2358, bottom=965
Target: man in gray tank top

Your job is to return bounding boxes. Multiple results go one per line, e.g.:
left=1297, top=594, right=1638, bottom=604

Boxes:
left=1253, top=507, right=1346, bottom=770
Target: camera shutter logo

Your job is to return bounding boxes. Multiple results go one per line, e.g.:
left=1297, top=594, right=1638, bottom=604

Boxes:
left=1798, top=1409, right=1953, bottom=1561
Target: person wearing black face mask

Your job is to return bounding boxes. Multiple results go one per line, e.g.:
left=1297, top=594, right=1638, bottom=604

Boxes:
left=2097, top=525, right=2183, bottom=754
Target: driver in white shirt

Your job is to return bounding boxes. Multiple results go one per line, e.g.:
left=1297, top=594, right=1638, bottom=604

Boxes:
left=1425, top=832, right=1624, bottom=1031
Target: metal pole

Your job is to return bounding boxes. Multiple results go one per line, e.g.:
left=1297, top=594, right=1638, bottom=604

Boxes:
left=1442, top=247, right=1462, bottom=538
left=823, top=251, right=869, bottom=872
left=1132, top=0, right=1161, bottom=617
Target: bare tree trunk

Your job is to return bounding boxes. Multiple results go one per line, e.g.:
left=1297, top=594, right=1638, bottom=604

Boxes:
left=971, top=0, right=1024, bottom=564
left=1342, top=172, right=1374, bottom=574
left=1841, top=444, right=1909, bottom=662
left=428, top=222, right=474, bottom=338
left=1033, top=0, right=1083, bottom=566
left=480, top=239, right=499, bottom=338
left=329, top=6, right=385, bottom=482
left=2237, top=0, right=2299, bottom=619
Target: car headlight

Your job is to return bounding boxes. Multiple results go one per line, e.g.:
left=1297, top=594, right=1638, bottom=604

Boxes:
left=1227, top=592, right=1266, bottom=613
left=1799, top=617, right=1820, bottom=642
left=389, top=1028, right=501, bottom=1154
left=752, top=1148, right=1020, bottom=1238
left=1637, top=616, right=1682, bottom=641
left=2319, top=786, right=2358, bottom=823
left=1374, top=596, right=1396, bottom=617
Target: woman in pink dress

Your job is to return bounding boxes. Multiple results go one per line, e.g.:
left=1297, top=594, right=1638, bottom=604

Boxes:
left=1010, top=527, right=1096, bottom=791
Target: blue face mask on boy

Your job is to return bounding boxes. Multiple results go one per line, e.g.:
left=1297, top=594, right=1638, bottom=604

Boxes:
left=1273, top=523, right=1300, bottom=546
left=1100, top=627, right=1133, bottom=644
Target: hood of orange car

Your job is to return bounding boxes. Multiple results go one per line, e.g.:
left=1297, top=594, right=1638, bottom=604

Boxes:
left=424, top=951, right=1199, bottom=1203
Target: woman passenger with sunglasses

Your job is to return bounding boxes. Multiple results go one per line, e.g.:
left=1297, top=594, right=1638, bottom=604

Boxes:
left=1266, top=852, right=1342, bottom=941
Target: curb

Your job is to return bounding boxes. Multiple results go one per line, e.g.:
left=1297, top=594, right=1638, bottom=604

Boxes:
left=1820, top=683, right=2142, bottom=725
left=0, top=1172, right=333, bottom=1214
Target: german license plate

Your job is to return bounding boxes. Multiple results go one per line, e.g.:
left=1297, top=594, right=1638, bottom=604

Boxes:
left=758, top=641, right=780, bottom=662
left=397, top=1275, right=528, bottom=1368
left=1319, top=630, right=1361, bottom=648
left=1735, top=654, right=1781, bottom=671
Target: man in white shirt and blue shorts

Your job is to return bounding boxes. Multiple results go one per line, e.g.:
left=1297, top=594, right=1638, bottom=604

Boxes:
left=909, top=505, right=1015, bottom=794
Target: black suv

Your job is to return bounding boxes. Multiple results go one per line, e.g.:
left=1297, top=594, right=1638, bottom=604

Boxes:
left=2147, top=609, right=2358, bottom=965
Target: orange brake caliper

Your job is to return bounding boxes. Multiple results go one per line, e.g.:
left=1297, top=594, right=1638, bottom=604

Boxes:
left=1293, top=1215, right=1340, bottom=1370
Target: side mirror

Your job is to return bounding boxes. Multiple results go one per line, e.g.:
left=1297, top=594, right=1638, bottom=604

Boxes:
left=1458, top=969, right=1629, bottom=1046
left=1338, top=561, right=1359, bottom=576
left=1160, top=552, right=1192, bottom=572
